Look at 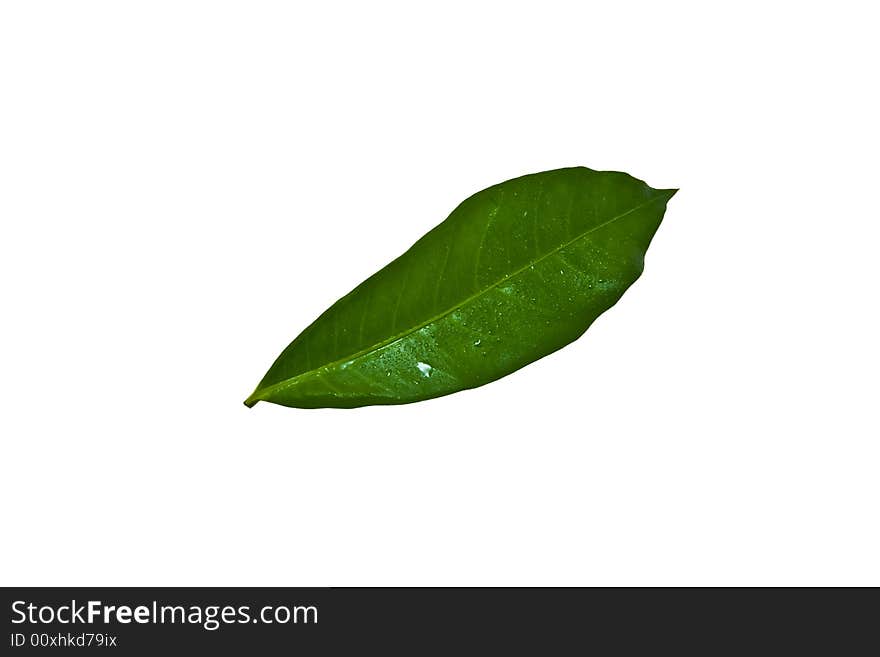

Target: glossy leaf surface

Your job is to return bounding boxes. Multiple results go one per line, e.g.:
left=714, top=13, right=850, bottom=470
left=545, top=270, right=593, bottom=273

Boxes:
left=246, top=167, right=675, bottom=409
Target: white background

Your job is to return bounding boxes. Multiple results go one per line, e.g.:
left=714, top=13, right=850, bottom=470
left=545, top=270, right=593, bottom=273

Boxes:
left=1, top=1, right=878, bottom=586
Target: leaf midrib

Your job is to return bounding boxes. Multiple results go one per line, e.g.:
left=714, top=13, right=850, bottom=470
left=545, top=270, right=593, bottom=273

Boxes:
left=246, top=192, right=669, bottom=405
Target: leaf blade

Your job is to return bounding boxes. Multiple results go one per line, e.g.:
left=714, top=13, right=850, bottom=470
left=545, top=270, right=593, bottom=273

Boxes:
left=246, top=167, right=675, bottom=409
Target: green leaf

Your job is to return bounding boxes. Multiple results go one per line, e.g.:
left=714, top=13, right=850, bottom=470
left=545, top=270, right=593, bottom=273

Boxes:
left=245, top=167, right=675, bottom=409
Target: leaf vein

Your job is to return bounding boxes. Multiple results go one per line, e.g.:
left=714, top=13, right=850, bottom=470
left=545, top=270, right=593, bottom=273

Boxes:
left=250, top=193, right=667, bottom=402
